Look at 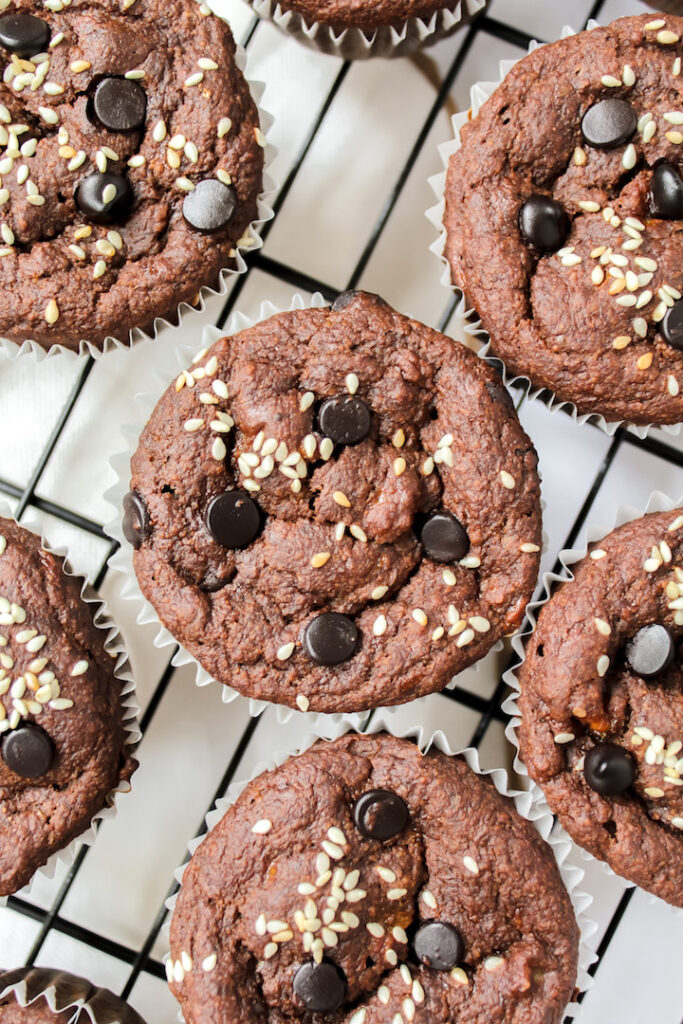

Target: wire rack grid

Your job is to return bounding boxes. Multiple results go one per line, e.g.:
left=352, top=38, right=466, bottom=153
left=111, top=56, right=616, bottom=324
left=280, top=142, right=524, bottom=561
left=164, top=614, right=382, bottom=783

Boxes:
left=0, top=0, right=682, bottom=1021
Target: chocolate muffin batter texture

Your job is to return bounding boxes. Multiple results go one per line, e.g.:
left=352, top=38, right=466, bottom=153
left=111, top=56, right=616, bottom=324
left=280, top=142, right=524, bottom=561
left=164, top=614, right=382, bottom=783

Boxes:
left=125, top=291, right=542, bottom=713
left=0, top=519, right=136, bottom=897
left=444, top=14, right=683, bottom=425
left=266, top=0, right=466, bottom=33
left=169, top=733, right=579, bottom=1024
left=0, top=0, right=265, bottom=351
left=518, top=508, right=683, bottom=906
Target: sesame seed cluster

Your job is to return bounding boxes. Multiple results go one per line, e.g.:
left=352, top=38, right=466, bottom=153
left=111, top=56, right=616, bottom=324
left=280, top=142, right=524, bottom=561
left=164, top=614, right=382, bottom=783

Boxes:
left=444, top=13, right=683, bottom=425
left=0, top=0, right=264, bottom=350
left=518, top=508, right=683, bottom=906
left=169, top=733, right=579, bottom=1024
left=128, top=291, right=542, bottom=713
left=0, top=517, right=136, bottom=898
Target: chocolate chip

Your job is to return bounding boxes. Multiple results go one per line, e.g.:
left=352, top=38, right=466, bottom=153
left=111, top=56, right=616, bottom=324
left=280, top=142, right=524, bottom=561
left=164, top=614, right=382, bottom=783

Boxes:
left=584, top=742, right=634, bottom=796
left=420, top=511, right=469, bottom=563
left=661, top=300, right=683, bottom=351
left=303, top=613, right=358, bottom=666
left=625, top=623, right=675, bottom=678
left=331, top=290, right=359, bottom=311
left=182, top=179, right=236, bottom=232
left=92, top=77, right=147, bottom=133
left=122, top=491, right=150, bottom=550
left=205, top=491, right=261, bottom=549
left=317, top=395, right=371, bottom=446
left=413, top=921, right=463, bottom=971
left=293, top=961, right=346, bottom=1013
left=75, top=172, right=132, bottom=224
left=485, top=379, right=513, bottom=409
left=650, top=161, right=683, bottom=219
left=0, top=12, right=50, bottom=57
left=1, top=724, right=54, bottom=779
left=581, top=98, right=637, bottom=149
left=518, top=195, right=568, bottom=252
left=353, top=789, right=409, bottom=840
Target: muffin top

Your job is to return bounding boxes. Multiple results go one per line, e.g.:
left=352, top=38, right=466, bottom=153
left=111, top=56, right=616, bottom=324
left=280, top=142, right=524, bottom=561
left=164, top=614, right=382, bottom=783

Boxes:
left=444, top=14, right=683, bottom=425
left=0, top=967, right=148, bottom=1023
left=0, top=0, right=264, bottom=351
left=169, top=733, right=579, bottom=1024
left=125, top=290, right=541, bottom=713
left=0, top=519, right=136, bottom=897
left=267, top=0, right=466, bottom=33
left=518, top=507, right=683, bottom=906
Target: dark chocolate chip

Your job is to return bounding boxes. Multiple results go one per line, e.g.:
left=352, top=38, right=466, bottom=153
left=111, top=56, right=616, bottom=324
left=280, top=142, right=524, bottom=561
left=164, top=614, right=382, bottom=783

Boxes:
left=625, top=623, right=675, bottom=678
left=584, top=742, right=634, bottom=796
left=75, top=172, right=132, bottom=224
left=205, top=491, right=261, bottom=549
left=661, top=300, right=683, bottom=351
left=413, top=921, right=463, bottom=971
left=303, top=612, right=358, bottom=666
left=1, top=724, right=54, bottom=779
left=650, top=161, right=683, bottom=219
left=518, top=195, right=569, bottom=252
left=182, top=179, right=236, bottom=232
left=0, top=12, right=50, bottom=57
left=331, top=290, right=359, bottom=311
left=353, top=788, right=409, bottom=840
left=317, top=395, right=371, bottom=446
left=485, top=379, right=513, bottom=409
left=293, top=961, right=346, bottom=1013
left=420, top=511, right=469, bottom=563
left=581, top=98, right=637, bottom=149
left=92, top=77, right=147, bottom=133
left=122, top=491, right=150, bottom=550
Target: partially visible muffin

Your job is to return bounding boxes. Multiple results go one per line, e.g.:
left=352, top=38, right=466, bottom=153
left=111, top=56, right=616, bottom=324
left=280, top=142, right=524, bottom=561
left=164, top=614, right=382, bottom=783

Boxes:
left=123, top=290, right=542, bottom=713
left=444, top=14, right=683, bottom=425
left=169, top=733, right=579, bottom=1024
left=0, top=519, right=136, bottom=897
left=518, top=508, right=683, bottom=906
left=0, top=0, right=265, bottom=351
left=0, top=967, right=147, bottom=1023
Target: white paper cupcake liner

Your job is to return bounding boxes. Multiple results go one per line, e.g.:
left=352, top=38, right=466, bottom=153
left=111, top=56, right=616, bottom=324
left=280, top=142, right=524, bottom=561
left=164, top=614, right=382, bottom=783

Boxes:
left=0, top=967, right=147, bottom=1023
left=245, top=0, right=487, bottom=61
left=425, top=22, right=682, bottom=440
left=0, top=0, right=277, bottom=362
left=0, top=502, right=140, bottom=906
left=502, top=490, right=683, bottom=915
left=163, top=712, right=596, bottom=1022
left=105, top=289, right=534, bottom=724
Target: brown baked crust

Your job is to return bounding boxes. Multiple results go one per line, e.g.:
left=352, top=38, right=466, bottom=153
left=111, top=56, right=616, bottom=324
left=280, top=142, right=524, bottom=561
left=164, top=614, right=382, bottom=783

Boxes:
left=517, top=508, right=683, bottom=906
left=0, top=0, right=264, bottom=352
left=444, top=14, right=683, bottom=425
left=268, top=0, right=459, bottom=33
left=0, top=1000, right=72, bottom=1023
left=169, top=733, right=579, bottom=1024
left=0, top=519, right=136, bottom=897
left=128, top=290, right=542, bottom=713
left=0, top=967, right=148, bottom=1024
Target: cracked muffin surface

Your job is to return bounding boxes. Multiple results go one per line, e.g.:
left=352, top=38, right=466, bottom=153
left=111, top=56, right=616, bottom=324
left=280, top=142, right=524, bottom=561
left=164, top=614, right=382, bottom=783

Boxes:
left=444, top=13, right=683, bottom=425
left=125, top=290, right=542, bottom=713
left=169, top=733, right=579, bottom=1024
left=518, top=508, right=683, bottom=906
left=0, top=519, right=136, bottom=897
left=0, top=0, right=264, bottom=351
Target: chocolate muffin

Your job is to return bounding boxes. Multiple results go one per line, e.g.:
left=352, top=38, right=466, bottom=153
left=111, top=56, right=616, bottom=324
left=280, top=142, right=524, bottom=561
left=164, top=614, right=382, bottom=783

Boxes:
left=123, top=290, right=542, bottom=713
left=259, top=0, right=476, bottom=34
left=517, top=507, right=683, bottom=906
left=0, top=0, right=265, bottom=352
left=168, top=733, right=579, bottom=1024
left=0, top=967, right=147, bottom=1023
left=0, top=519, right=136, bottom=897
left=443, top=13, right=683, bottom=425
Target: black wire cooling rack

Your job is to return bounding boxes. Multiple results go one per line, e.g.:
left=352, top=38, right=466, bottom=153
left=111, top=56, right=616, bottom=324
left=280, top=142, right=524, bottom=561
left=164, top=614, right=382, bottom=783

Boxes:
left=1, top=1, right=682, bottom=1020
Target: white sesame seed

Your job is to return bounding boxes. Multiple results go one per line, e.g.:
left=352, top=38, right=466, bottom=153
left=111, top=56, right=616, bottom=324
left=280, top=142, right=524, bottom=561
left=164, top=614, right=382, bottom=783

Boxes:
left=367, top=922, right=384, bottom=937
left=500, top=470, right=515, bottom=489
left=276, top=641, right=294, bottom=661
left=600, top=74, right=622, bottom=88
left=463, top=855, right=479, bottom=875
left=252, top=819, right=272, bottom=835
left=485, top=956, right=504, bottom=971
left=554, top=733, right=575, bottom=744
left=202, top=954, right=217, bottom=972
left=597, top=655, right=610, bottom=677
left=658, top=29, right=680, bottom=44
left=345, top=372, right=359, bottom=394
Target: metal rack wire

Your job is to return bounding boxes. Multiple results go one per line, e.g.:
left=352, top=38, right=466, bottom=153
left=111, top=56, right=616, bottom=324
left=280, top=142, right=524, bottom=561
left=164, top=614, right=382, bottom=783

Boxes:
left=1, top=0, right=682, bottom=1018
